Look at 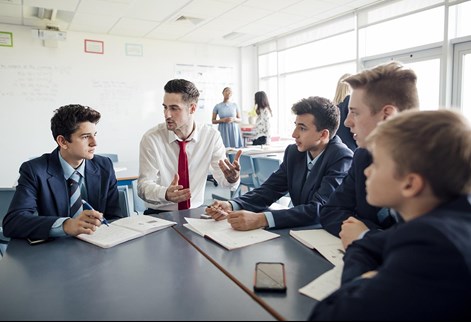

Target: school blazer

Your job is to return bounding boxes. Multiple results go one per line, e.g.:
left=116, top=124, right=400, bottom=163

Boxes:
left=232, top=136, right=353, bottom=229
left=320, top=148, right=397, bottom=236
left=310, top=195, right=471, bottom=321
left=3, top=148, right=123, bottom=240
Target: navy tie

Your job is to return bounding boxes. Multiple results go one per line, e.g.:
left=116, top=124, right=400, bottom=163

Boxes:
left=68, top=171, right=83, bottom=218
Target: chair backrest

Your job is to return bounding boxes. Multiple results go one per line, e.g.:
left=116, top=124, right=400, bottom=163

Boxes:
left=117, top=185, right=131, bottom=217
left=131, top=180, right=146, bottom=214
left=0, top=188, right=16, bottom=227
left=238, top=154, right=259, bottom=188
left=97, top=153, right=119, bottom=162
left=253, top=157, right=281, bottom=186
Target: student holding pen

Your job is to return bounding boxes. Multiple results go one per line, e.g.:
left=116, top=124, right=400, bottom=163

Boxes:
left=2, top=104, right=123, bottom=241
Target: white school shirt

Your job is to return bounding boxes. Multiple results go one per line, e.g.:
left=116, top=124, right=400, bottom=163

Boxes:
left=138, top=122, right=240, bottom=211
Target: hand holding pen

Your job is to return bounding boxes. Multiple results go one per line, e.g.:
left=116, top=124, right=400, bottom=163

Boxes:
left=82, top=200, right=110, bottom=227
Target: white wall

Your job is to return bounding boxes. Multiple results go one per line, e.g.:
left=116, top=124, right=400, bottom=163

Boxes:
left=0, top=24, right=242, bottom=187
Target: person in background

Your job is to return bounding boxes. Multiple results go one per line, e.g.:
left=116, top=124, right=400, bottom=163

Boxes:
left=309, top=109, right=471, bottom=321
left=212, top=87, right=244, bottom=148
left=138, top=79, right=241, bottom=214
left=319, top=61, right=419, bottom=249
left=332, top=73, right=357, bottom=151
left=206, top=96, right=353, bottom=231
left=3, top=104, right=123, bottom=240
left=251, top=91, right=272, bottom=146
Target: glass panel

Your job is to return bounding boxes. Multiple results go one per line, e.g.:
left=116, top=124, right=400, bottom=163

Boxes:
left=279, top=31, right=355, bottom=74
left=259, top=52, right=277, bottom=78
left=276, top=62, right=356, bottom=138
left=462, top=52, right=471, bottom=121
left=358, top=0, right=443, bottom=27
left=404, top=59, right=441, bottom=110
left=359, top=7, right=444, bottom=57
left=449, top=0, right=471, bottom=39
left=277, top=14, right=354, bottom=51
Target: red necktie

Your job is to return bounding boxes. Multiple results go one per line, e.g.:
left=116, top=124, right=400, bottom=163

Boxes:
left=178, top=140, right=191, bottom=210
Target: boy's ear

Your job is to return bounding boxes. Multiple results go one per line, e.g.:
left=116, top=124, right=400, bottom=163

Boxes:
left=402, top=173, right=425, bottom=197
left=382, top=105, right=398, bottom=120
left=57, top=135, right=68, bottom=149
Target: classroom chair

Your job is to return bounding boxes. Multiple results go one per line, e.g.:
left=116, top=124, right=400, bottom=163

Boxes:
left=232, top=154, right=259, bottom=197
left=118, top=185, right=131, bottom=217
left=0, top=187, right=15, bottom=258
left=252, top=156, right=281, bottom=186
left=131, top=180, right=146, bottom=214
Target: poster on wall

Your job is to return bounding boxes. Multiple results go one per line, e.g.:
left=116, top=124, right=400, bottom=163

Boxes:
left=0, top=31, right=13, bottom=47
left=84, top=39, right=104, bottom=54
left=125, top=43, right=143, bottom=56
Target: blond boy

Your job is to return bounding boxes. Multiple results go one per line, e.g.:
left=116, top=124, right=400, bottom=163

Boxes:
left=310, top=110, right=471, bottom=320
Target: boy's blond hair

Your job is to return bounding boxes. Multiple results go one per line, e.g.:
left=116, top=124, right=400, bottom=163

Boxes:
left=344, top=61, right=419, bottom=114
left=366, top=109, right=471, bottom=200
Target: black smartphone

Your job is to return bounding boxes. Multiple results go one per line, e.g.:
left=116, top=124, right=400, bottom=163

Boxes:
left=254, top=262, right=287, bottom=293
left=27, top=238, right=48, bottom=245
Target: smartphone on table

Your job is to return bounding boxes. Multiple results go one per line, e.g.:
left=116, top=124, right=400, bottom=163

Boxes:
left=254, top=262, right=287, bottom=293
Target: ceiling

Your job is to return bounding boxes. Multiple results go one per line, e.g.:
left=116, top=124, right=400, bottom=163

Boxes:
left=0, top=0, right=384, bottom=47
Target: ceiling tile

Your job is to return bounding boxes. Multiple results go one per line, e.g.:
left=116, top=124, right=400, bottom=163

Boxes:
left=0, top=0, right=22, bottom=4
left=243, top=0, right=303, bottom=12
left=76, top=0, right=134, bottom=15
left=69, top=13, right=120, bottom=34
left=23, top=0, right=80, bottom=12
left=281, top=0, right=338, bottom=18
left=109, top=17, right=159, bottom=37
left=124, top=0, right=191, bottom=21
left=0, top=2, right=21, bottom=17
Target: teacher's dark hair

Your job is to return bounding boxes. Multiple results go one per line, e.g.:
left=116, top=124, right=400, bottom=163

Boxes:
left=51, top=104, right=101, bottom=142
left=164, top=79, right=200, bottom=104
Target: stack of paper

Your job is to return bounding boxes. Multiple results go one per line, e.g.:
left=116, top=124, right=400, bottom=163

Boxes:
left=77, top=215, right=177, bottom=248
left=299, top=263, right=343, bottom=301
left=184, top=217, right=280, bottom=250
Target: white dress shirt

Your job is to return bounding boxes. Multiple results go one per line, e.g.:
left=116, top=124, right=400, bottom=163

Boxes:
left=138, top=122, right=240, bottom=211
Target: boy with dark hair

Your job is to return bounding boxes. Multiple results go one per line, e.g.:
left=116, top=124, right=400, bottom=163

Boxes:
left=3, top=104, right=123, bottom=240
left=207, top=96, right=353, bottom=231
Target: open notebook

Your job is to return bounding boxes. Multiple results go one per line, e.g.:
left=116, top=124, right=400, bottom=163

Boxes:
left=289, top=229, right=344, bottom=266
left=76, top=215, right=176, bottom=248
left=184, top=217, right=279, bottom=250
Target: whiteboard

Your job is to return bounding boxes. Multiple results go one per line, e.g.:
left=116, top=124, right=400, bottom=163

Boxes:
left=0, top=24, right=240, bottom=187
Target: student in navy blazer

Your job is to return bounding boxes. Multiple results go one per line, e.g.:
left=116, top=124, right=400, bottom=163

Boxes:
left=206, top=96, right=353, bottom=230
left=310, top=110, right=471, bottom=320
left=3, top=104, right=123, bottom=241
left=319, top=62, right=419, bottom=248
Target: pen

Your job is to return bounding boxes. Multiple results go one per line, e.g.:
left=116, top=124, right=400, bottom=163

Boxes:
left=81, top=200, right=109, bottom=227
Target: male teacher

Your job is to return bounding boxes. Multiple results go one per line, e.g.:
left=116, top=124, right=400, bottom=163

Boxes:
left=137, top=79, right=241, bottom=213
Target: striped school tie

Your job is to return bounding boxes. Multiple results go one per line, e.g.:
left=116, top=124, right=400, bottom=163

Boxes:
left=68, top=171, right=83, bottom=218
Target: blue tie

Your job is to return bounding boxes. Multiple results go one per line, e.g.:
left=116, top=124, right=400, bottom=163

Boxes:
left=68, top=171, right=83, bottom=218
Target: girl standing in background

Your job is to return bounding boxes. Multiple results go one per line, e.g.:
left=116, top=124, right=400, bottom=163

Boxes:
left=251, top=91, right=272, bottom=146
left=212, top=87, right=243, bottom=148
